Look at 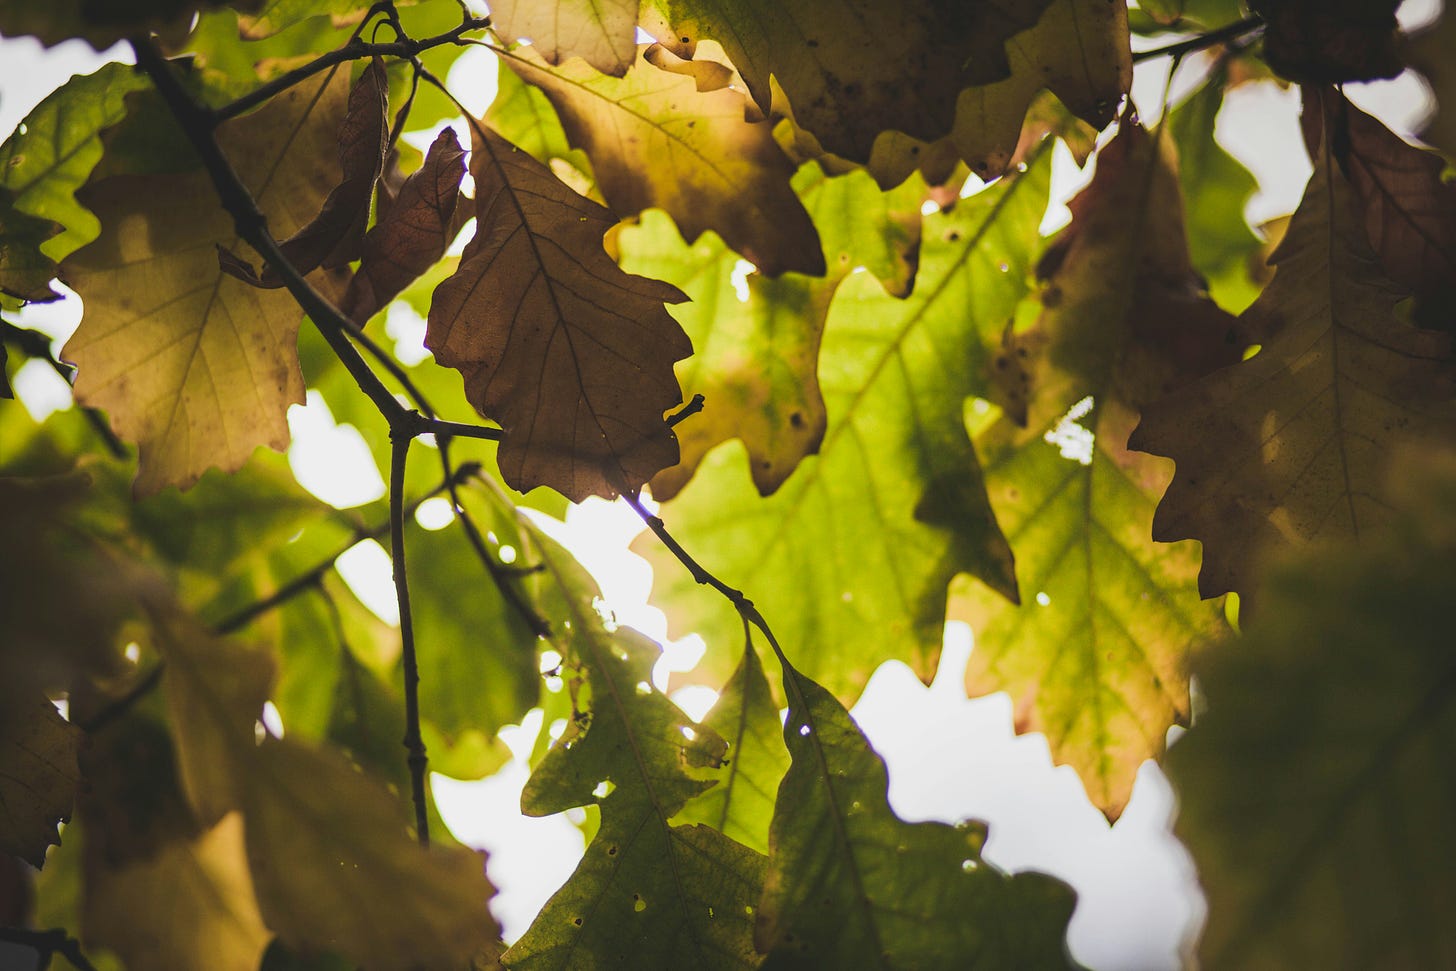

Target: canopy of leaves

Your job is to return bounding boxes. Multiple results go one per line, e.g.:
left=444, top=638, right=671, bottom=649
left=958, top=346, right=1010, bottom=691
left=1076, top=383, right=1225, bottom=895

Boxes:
left=1168, top=449, right=1456, bottom=968
left=4, top=2, right=1456, bottom=969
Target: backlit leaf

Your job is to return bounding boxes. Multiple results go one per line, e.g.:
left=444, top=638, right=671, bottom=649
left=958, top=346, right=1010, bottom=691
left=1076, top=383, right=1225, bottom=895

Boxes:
left=61, top=65, right=352, bottom=494
left=0, top=203, right=63, bottom=302
left=0, top=695, right=81, bottom=868
left=492, top=0, right=638, bottom=76
left=617, top=163, right=922, bottom=499
left=1407, top=10, right=1456, bottom=157
left=504, top=516, right=764, bottom=970
left=865, top=0, right=1130, bottom=187
left=644, top=0, right=1054, bottom=162
left=508, top=45, right=823, bottom=277
left=1168, top=449, right=1456, bottom=969
left=0, top=63, right=150, bottom=263
left=638, top=158, right=1048, bottom=704
left=426, top=118, right=691, bottom=501
left=1131, top=140, right=1456, bottom=600
left=673, top=637, right=789, bottom=856
left=757, top=655, right=1079, bottom=968
left=341, top=126, right=466, bottom=324
left=1248, top=0, right=1403, bottom=83
left=954, top=122, right=1236, bottom=818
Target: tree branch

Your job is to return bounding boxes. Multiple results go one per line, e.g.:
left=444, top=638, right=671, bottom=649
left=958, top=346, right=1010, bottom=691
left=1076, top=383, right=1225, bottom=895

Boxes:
left=390, top=428, right=431, bottom=845
left=1132, top=15, right=1265, bottom=64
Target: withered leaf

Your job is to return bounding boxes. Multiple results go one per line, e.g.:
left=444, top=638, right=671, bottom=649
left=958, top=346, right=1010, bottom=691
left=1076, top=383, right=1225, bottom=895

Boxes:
left=1249, top=0, right=1403, bottom=83
left=1301, top=86, right=1456, bottom=325
left=508, top=45, right=824, bottom=277
left=426, top=120, right=691, bottom=501
left=0, top=695, right=81, bottom=868
left=341, top=126, right=467, bottom=324
left=223, top=58, right=389, bottom=287
left=1131, top=142, right=1456, bottom=599
left=491, top=0, right=639, bottom=76
left=646, top=0, right=1054, bottom=162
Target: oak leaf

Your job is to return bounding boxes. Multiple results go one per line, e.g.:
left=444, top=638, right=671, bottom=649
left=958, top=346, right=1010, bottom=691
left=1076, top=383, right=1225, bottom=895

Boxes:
left=1168, top=449, right=1456, bottom=968
left=492, top=0, right=639, bottom=76
left=341, top=126, right=467, bottom=324
left=61, top=66, right=352, bottom=494
left=954, top=122, right=1236, bottom=819
left=757, top=655, right=1079, bottom=967
left=1249, top=0, right=1403, bottom=83
left=426, top=119, right=691, bottom=501
left=0, top=695, right=81, bottom=868
left=508, top=45, right=824, bottom=277
left=1131, top=143, right=1456, bottom=599
left=504, top=515, right=764, bottom=970
left=644, top=0, right=1054, bottom=162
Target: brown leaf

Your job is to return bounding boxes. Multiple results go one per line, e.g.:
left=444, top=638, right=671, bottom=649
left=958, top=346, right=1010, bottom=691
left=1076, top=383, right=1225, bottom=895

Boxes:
left=222, top=59, right=389, bottom=287
left=427, top=120, right=691, bottom=501
left=1300, top=86, right=1456, bottom=325
left=1131, top=143, right=1456, bottom=599
left=341, top=126, right=467, bottom=324
left=1406, top=12, right=1456, bottom=157
left=0, top=695, right=81, bottom=868
left=508, top=45, right=824, bottom=277
left=1249, top=0, right=1403, bottom=83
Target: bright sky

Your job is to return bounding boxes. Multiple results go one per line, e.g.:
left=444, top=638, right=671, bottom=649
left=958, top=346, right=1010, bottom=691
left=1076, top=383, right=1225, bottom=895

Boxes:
left=0, top=3, right=1442, bottom=967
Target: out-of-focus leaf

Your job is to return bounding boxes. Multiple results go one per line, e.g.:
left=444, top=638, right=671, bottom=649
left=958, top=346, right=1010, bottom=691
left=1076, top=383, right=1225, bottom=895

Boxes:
left=0, top=0, right=220, bottom=49
left=259, top=939, right=356, bottom=971
left=1301, top=86, right=1456, bottom=328
left=865, top=0, right=1130, bottom=187
left=0, top=63, right=149, bottom=263
left=0, top=695, right=81, bottom=868
left=493, top=0, right=638, bottom=76
left=1248, top=0, right=1403, bottom=83
left=954, top=122, right=1236, bottom=819
left=1407, top=11, right=1456, bottom=157
left=0, top=204, right=63, bottom=302
left=426, top=119, right=691, bottom=502
left=504, top=516, right=764, bottom=970
left=644, top=0, right=1053, bottom=162
left=61, top=65, right=351, bottom=494
left=638, top=158, right=1048, bottom=705
left=1169, top=68, right=1263, bottom=312
left=673, top=637, right=788, bottom=855
left=485, top=59, right=592, bottom=178
left=1131, top=144, right=1456, bottom=600
left=757, top=654, right=1079, bottom=968
left=238, top=0, right=377, bottom=38
left=1168, top=448, right=1456, bottom=969
left=341, top=126, right=466, bottom=324
left=243, top=738, right=504, bottom=971
left=509, top=45, right=823, bottom=278
left=224, top=59, right=388, bottom=287
left=618, top=163, right=921, bottom=499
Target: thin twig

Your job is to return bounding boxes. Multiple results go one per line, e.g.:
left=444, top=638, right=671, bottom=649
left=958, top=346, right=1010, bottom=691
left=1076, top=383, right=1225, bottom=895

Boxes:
left=213, top=14, right=491, bottom=122
left=668, top=393, right=705, bottom=428
left=1132, top=15, right=1264, bottom=64
left=0, top=927, right=101, bottom=971
left=389, top=429, right=431, bottom=844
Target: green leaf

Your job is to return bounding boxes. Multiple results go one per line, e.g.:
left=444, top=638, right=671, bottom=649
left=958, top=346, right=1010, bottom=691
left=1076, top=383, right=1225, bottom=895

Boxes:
left=643, top=0, right=1054, bottom=162
left=673, top=636, right=789, bottom=856
left=238, top=0, right=378, bottom=38
left=507, top=44, right=824, bottom=277
left=485, top=58, right=593, bottom=179
left=616, top=163, right=921, bottom=499
left=1131, top=141, right=1456, bottom=601
left=1167, top=449, right=1456, bottom=969
left=1169, top=69, right=1264, bottom=313
left=954, top=121, right=1235, bottom=818
left=638, top=156, right=1049, bottom=705
left=504, top=515, right=765, bottom=971
left=757, top=653, right=1079, bottom=968
left=0, top=694, right=81, bottom=868
left=0, top=63, right=150, bottom=263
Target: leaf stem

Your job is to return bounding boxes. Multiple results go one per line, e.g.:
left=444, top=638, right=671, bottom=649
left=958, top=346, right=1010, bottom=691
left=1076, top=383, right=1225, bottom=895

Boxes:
left=1131, top=15, right=1264, bottom=64
left=390, top=428, right=430, bottom=845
